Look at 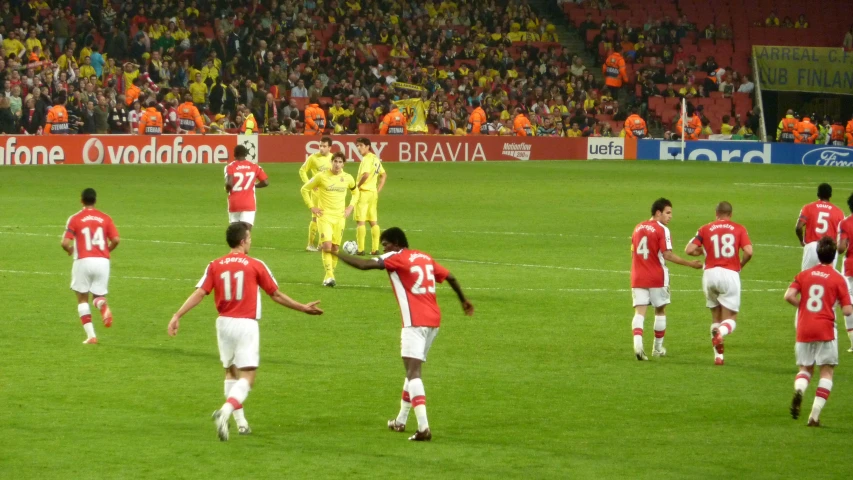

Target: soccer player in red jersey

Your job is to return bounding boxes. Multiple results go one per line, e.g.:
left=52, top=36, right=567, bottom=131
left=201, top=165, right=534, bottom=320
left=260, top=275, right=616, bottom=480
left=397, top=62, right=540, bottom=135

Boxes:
left=784, top=237, right=852, bottom=426
left=835, top=193, right=853, bottom=352
left=61, top=188, right=120, bottom=344
left=630, top=198, right=702, bottom=361
left=796, top=183, right=843, bottom=271
left=167, top=223, right=323, bottom=441
left=686, top=201, right=753, bottom=365
left=334, top=227, right=474, bottom=441
left=225, top=145, right=269, bottom=229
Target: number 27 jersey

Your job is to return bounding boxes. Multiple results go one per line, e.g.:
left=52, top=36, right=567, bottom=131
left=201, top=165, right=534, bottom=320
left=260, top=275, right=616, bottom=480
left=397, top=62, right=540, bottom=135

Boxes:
left=630, top=220, right=672, bottom=289
left=225, top=160, right=268, bottom=213
left=379, top=249, right=450, bottom=328
left=691, top=220, right=751, bottom=272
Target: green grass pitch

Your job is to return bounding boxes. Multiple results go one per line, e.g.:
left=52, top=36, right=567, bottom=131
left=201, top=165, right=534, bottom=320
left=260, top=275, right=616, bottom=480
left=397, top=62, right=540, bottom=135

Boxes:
left=3, top=160, right=853, bottom=479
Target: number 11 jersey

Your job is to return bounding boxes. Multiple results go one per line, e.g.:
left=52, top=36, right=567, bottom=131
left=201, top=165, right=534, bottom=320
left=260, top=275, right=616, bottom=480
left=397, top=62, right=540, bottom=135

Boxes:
left=691, top=220, right=751, bottom=272
left=225, top=160, right=268, bottom=213
left=196, top=253, right=279, bottom=320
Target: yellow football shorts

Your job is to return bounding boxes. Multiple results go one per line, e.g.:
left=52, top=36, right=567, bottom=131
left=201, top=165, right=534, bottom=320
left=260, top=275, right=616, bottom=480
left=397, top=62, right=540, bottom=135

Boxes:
left=318, top=215, right=345, bottom=246
left=355, top=190, right=378, bottom=222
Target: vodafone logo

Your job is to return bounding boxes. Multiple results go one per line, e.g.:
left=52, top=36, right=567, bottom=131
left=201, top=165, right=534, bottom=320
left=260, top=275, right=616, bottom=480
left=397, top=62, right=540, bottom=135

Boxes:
left=0, top=137, right=65, bottom=165
left=81, top=137, right=230, bottom=164
left=83, top=137, right=104, bottom=164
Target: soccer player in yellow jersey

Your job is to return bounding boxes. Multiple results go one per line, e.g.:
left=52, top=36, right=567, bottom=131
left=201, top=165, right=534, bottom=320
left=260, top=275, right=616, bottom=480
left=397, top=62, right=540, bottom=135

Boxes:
left=298, top=136, right=334, bottom=252
left=355, top=137, right=387, bottom=255
left=300, top=152, right=359, bottom=287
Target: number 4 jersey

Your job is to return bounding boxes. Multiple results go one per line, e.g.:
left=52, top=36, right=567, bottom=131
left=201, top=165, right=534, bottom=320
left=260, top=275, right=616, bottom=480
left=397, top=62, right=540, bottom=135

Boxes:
left=378, top=249, right=450, bottom=328
left=196, top=252, right=279, bottom=320
left=64, top=208, right=119, bottom=260
left=630, top=220, right=672, bottom=289
left=225, top=160, right=268, bottom=213
left=691, top=220, right=751, bottom=272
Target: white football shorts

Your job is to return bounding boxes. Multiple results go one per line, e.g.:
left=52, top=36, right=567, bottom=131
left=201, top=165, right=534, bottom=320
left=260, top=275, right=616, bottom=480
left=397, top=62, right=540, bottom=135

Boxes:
left=702, top=267, right=741, bottom=312
left=796, top=340, right=838, bottom=366
left=847, top=276, right=853, bottom=303
left=216, top=316, right=260, bottom=369
left=228, top=211, right=256, bottom=225
left=401, top=326, right=439, bottom=362
left=802, top=241, right=836, bottom=271
left=70, top=257, right=110, bottom=296
left=632, top=287, right=671, bottom=308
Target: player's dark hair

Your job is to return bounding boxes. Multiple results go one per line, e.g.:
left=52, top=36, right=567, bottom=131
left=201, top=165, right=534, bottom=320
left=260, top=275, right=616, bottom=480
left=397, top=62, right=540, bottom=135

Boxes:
left=817, top=183, right=832, bottom=200
left=332, top=151, right=346, bottom=162
left=847, top=192, right=853, bottom=214
left=817, top=236, right=836, bottom=264
left=320, top=136, right=332, bottom=146
left=81, top=188, right=97, bottom=206
left=234, top=145, right=249, bottom=159
left=650, top=198, right=672, bottom=217
left=226, top=222, right=250, bottom=248
left=380, top=227, right=409, bottom=249
left=356, top=137, right=371, bottom=147
left=716, top=201, right=733, bottom=216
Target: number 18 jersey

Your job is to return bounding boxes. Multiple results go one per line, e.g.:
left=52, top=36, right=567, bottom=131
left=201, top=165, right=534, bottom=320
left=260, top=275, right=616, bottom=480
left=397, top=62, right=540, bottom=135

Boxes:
left=225, top=160, right=268, bottom=213
left=379, top=249, right=450, bottom=328
left=196, top=253, right=279, bottom=320
left=691, top=220, right=751, bottom=272
left=631, top=220, right=672, bottom=289
left=64, top=208, right=119, bottom=260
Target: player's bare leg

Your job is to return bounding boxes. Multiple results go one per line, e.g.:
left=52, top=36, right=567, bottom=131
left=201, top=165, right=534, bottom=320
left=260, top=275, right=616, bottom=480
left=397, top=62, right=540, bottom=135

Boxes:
left=388, top=363, right=411, bottom=433
left=791, top=366, right=813, bottom=420
left=321, top=241, right=336, bottom=286
left=404, top=358, right=431, bottom=441
left=224, top=365, right=251, bottom=434
left=369, top=221, right=380, bottom=255
left=75, top=291, right=98, bottom=344
left=807, top=366, right=834, bottom=426
left=92, top=295, right=113, bottom=328
left=632, top=305, right=648, bottom=361
left=652, top=306, right=667, bottom=357
left=307, top=218, right=319, bottom=252
left=356, top=221, right=367, bottom=255
left=213, top=367, right=256, bottom=441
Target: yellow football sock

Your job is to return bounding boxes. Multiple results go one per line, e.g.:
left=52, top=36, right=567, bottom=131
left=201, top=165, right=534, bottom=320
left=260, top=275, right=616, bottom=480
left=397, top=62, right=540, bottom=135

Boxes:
left=322, top=251, right=334, bottom=279
left=357, top=225, right=367, bottom=252
left=371, top=225, right=381, bottom=252
left=332, top=252, right=339, bottom=269
left=308, top=221, right=317, bottom=247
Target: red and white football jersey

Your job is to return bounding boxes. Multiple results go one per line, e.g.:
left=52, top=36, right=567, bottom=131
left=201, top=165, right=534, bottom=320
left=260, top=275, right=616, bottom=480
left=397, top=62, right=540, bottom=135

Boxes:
left=838, top=215, right=853, bottom=276
left=630, top=220, right=672, bottom=288
left=790, top=264, right=851, bottom=342
left=799, top=200, right=843, bottom=244
left=225, top=160, right=268, bottom=213
left=691, top=220, right=751, bottom=272
left=379, top=249, right=450, bottom=328
left=196, top=253, right=279, bottom=320
left=64, top=208, right=119, bottom=260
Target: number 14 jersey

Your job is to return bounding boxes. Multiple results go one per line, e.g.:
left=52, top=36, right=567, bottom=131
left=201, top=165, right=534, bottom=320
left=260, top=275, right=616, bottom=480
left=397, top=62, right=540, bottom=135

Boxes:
left=379, top=249, right=450, bottom=328
left=64, top=208, right=119, bottom=260
left=691, top=220, right=751, bottom=272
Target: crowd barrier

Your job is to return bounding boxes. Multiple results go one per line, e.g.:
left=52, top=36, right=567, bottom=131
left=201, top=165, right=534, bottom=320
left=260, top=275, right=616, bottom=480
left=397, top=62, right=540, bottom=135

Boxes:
left=0, top=134, right=849, bottom=166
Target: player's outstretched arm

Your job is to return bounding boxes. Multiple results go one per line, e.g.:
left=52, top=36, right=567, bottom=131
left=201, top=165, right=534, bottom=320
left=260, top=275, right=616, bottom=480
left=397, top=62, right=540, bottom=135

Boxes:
left=783, top=288, right=800, bottom=307
left=334, top=251, right=383, bottom=270
left=663, top=250, right=703, bottom=269
left=269, top=290, right=323, bottom=315
left=446, top=273, right=475, bottom=316
left=740, top=245, right=753, bottom=268
left=168, top=288, right=207, bottom=336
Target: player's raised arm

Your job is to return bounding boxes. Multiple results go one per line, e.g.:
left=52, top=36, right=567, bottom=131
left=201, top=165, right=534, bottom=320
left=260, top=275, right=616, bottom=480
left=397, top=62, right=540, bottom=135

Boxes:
left=168, top=287, right=208, bottom=336
left=334, top=251, right=384, bottom=270
left=445, top=273, right=475, bottom=316
left=268, top=290, right=323, bottom=315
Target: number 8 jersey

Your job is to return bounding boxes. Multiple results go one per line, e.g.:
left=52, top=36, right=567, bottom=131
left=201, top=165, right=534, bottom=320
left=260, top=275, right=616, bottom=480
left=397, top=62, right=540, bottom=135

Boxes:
left=691, top=220, right=751, bottom=272
left=225, top=160, right=268, bottom=213
left=379, top=249, right=450, bottom=328
left=630, top=220, right=672, bottom=289
left=64, top=208, right=119, bottom=260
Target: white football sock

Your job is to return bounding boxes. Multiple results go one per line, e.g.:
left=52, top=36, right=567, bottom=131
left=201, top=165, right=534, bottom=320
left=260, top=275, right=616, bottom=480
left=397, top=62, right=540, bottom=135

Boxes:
left=396, top=378, right=411, bottom=425
left=408, top=378, right=429, bottom=432
left=719, top=319, right=736, bottom=337
left=225, top=380, right=248, bottom=426
left=810, top=379, right=833, bottom=421
left=653, top=315, right=666, bottom=350
left=632, top=314, right=644, bottom=351
left=845, top=314, right=853, bottom=345
left=79, top=303, right=95, bottom=338
left=221, top=378, right=251, bottom=417
left=794, top=372, right=811, bottom=393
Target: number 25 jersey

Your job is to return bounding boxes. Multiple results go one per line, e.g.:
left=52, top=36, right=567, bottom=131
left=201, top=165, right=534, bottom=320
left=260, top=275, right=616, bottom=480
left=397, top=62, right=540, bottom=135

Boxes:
left=379, top=249, right=450, bottom=328
left=691, top=220, right=751, bottom=272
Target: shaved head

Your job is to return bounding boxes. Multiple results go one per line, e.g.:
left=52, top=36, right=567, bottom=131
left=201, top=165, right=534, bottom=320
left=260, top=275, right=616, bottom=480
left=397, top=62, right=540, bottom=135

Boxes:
left=716, top=201, right=733, bottom=217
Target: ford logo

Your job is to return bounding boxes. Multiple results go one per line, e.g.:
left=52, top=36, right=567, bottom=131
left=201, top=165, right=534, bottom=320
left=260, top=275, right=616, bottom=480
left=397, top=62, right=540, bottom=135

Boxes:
left=803, top=147, right=853, bottom=167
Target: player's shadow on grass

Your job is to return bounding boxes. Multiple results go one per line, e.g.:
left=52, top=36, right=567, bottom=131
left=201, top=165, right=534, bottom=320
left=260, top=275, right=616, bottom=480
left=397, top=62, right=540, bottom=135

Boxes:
left=109, top=344, right=289, bottom=366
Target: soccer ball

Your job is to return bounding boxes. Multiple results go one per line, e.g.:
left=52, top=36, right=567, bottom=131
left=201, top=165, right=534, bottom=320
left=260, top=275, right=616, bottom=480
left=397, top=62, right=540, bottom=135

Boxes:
left=342, top=240, right=358, bottom=255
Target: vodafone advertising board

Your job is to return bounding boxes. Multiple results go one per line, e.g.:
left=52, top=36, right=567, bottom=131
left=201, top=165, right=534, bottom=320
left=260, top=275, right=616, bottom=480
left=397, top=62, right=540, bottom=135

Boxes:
left=260, top=135, right=588, bottom=162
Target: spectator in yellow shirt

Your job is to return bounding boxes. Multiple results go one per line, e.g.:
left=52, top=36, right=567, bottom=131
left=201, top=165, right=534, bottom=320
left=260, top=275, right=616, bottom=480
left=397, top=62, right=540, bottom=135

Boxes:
left=795, top=15, right=808, bottom=28
left=122, top=62, right=140, bottom=92
left=24, top=29, right=42, bottom=54
left=679, top=82, right=698, bottom=98
left=3, top=32, right=26, bottom=59
left=79, top=56, right=96, bottom=79
left=201, top=58, right=219, bottom=84
left=765, top=11, right=780, bottom=26
left=720, top=115, right=734, bottom=135
left=189, top=73, right=208, bottom=105
left=567, top=122, right=583, bottom=137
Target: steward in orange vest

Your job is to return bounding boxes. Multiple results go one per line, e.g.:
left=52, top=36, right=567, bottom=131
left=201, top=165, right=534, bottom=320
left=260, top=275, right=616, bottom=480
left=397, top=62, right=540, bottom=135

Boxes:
left=795, top=116, right=818, bottom=144
left=602, top=45, right=629, bottom=89
left=177, top=95, right=205, bottom=134
left=304, top=95, right=326, bottom=135
left=776, top=109, right=797, bottom=142
left=138, top=101, right=164, bottom=135
left=828, top=120, right=846, bottom=146
left=623, top=108, right=648, bottom=138
left=379, top=105, right=407, bottom=134
left=466, top=99, right=487, bottom=135
left=513, top=109, right=532, bottom=136
left=45, top=95, right=70, bottom=135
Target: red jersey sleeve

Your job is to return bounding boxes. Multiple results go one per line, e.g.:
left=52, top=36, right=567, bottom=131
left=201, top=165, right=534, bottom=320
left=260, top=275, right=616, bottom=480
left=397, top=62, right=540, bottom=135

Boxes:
left=256, top=165, right=268, bottom=182
left=798, top=205, right=809, bottom=222
left=197, top=262, right=216, bottom=294
left=691, top=226, right=705, bottom=246
left=105, top=218, right=119, bottom=241
left=789, top=273, right=802, bottom=292
left=381, top=252, right=404, bottom=272
left=739, top=226, right=752, bottom=247
left=64, top=216, right=77, bottom=240
left=838, top=275, right=852, bottom=307
left=255, top=260, right=279, bottom=295
left=432, top=260, right=449, bottom=283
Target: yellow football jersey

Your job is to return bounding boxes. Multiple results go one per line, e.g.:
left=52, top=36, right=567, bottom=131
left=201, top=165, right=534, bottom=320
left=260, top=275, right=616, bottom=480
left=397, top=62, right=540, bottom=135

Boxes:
left=356, top=153, right=386, bottom=192
left=299, top=152, right=333, bottom=183
left=301, top=170, right=359, bottom=218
